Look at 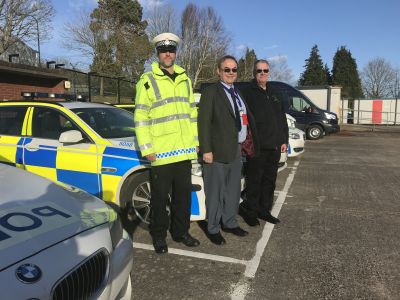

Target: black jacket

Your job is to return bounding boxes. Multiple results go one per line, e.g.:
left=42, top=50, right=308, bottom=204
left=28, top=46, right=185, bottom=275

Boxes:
left=198, top=82, right=258, bottom=163
left=240, top=80, right=288, bottom=150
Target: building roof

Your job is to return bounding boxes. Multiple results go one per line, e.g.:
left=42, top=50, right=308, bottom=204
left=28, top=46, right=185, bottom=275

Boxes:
left=0, top=60, right=68, bottom=80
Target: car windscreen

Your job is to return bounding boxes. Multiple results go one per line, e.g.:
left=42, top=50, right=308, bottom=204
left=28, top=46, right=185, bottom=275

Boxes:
left=71, top=107, right=135, bottom=139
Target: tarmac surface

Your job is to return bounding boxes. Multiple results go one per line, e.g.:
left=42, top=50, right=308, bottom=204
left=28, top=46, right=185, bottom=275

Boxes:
left=127, top=126, right=400, bottom=300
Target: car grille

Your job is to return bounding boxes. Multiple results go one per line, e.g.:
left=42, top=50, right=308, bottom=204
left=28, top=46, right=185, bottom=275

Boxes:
left=52, top=249, right=109, bottom=300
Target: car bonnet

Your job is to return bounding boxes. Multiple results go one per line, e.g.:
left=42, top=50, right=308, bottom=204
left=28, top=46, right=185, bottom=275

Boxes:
left=0, top=164, right=114, bottom=270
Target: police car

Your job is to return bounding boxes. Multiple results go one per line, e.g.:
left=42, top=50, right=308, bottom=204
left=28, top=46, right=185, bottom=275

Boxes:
left=0, top=101, right=206, bottom=224
left=286, top=114, right=305, bottom=157
left=0, top=163, right=133, bottom=299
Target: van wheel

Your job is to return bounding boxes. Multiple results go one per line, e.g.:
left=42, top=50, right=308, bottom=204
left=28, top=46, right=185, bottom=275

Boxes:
left=121, top=171, right=170, bottom=224
left=306, top=125, right=323, bottom=140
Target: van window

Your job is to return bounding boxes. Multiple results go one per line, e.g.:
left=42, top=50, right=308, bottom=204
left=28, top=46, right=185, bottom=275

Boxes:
left=0, top=106, right=27, bottom=136
left=283, top=87, right=314, bottom=112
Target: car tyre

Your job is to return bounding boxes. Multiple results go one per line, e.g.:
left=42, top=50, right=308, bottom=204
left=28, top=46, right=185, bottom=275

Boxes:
left=121, top=171, right=170, bottom=224
left=306, top=124, right=323, bottom=140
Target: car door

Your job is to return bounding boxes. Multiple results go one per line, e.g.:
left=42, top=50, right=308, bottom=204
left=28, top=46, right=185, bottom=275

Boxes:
left=0, top=105, right=29, bottom=168
left=23, top=106, right=102, bottom=198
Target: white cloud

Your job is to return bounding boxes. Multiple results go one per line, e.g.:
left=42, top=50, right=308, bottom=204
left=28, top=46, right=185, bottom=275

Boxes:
left=267, top=55, right=288, bottom=63
left=236, top=44, right=247, bottom=51
left=139, top=0, right=165, bottom=10
left=263, top=44, right=279, bottom=50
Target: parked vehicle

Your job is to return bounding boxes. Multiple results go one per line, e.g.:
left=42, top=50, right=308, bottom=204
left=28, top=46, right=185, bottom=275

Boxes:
left=286, top=114, right=305, bottom=157
left=232, top=81, right=340, bottom=140
left=0, top=101, right=206, bottom=224
left=0, top=163, right=133, bottom=299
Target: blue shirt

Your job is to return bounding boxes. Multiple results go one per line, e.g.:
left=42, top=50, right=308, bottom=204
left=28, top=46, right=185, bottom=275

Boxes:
left=220, top=81, right=247, bottom=143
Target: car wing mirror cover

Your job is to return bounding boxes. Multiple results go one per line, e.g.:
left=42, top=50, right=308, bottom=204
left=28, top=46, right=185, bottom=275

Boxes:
left=59, top=130, right=84, bottom=144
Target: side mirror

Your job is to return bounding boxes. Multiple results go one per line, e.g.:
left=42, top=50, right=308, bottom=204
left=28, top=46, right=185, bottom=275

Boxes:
left=59, top=130, right=84, bottom=144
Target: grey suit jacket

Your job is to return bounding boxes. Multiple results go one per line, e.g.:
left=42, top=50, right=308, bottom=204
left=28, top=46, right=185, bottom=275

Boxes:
left=198, top=81, right=258, bottom=163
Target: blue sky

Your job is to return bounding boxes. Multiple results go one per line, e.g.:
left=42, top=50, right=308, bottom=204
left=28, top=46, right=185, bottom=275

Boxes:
left=42, top=0, right=400, bottom=81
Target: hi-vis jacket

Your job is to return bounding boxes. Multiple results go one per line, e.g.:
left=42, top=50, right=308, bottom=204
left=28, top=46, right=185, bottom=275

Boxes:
left=134, top=62, right=199, bottom=166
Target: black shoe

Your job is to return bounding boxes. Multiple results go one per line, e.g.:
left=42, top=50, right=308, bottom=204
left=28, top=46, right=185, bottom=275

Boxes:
left=239, top=205, right=260, bottom=227
left=172, top=233, right=200, bottom=247
left=208, top=232, right=226, bottom=245
left=222, top=226, right=249, bottom=236
left=258, top=213, right=280, bottom=224
left=153, top=239, right=168, bottom=254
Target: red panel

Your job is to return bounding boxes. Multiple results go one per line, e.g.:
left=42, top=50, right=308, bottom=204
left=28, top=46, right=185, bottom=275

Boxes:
left=372, top=100, right=382, bottom=124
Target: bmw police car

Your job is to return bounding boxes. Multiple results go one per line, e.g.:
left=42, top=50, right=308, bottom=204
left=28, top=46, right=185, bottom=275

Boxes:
left=0, top=163, right=133, bottom=299
left=0, top=101, right=206, bottom=224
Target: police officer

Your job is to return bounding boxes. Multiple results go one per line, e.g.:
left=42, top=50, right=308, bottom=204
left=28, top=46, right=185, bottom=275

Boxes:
left=134, top=32, right=200, bottom=254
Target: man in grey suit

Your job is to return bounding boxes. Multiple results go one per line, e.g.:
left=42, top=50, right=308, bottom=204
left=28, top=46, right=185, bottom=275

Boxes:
left=198, top=55, right=256, bottom=245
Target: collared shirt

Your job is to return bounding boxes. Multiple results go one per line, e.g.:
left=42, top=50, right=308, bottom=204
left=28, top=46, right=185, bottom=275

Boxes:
left=220, top=81, right=247, bottom=143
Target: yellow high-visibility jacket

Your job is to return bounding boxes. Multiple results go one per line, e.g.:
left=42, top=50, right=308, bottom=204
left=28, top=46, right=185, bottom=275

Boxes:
left=134, top=62, right=198, bottom=166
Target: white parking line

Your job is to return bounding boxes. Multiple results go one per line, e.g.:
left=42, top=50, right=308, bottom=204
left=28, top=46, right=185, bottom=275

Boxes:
left=132, top=161, right=299, bottom=299
left=133, top=242, right=247, bottom=265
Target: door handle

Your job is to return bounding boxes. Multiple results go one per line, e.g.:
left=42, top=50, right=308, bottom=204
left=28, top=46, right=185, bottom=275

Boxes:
left=25, top=143, right=40, bottom=151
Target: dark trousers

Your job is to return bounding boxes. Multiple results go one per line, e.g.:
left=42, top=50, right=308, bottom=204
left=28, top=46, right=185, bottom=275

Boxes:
left=242, top=149, right=281, bottom=217
left=150, top=160, right=192, bottom=240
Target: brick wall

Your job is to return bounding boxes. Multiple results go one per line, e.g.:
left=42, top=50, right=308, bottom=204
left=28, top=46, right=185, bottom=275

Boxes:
left=0, top=73, right=66, bottom=101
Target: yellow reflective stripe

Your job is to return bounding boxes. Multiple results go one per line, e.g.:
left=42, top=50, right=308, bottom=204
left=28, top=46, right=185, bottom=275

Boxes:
left=24, top=107, right=33, bottom=135
left=135, top=104, right=150, bottom=111
left=152, top=96, right=189, bottom=109
left=139, top=143, right=153, bottom=151
left=185, top=80, right=190, bottom=96
left=147, top=74, right=162, bottom=101
left=135, top=113, right=190, bottom=127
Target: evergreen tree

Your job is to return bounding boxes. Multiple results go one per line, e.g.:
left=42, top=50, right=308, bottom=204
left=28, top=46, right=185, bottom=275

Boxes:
left=332, top=46, right=363, bottom=99
left=298, top=45, right=327, bottom=86
left=324, top=64, right=332, bottom=85
left=89, top=0, right=152, bottom=81
left=237, top=48, right=257, bottom=81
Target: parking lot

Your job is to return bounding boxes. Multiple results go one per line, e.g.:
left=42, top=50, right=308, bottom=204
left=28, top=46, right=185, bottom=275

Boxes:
left=128, top=126, right=400, bottom=300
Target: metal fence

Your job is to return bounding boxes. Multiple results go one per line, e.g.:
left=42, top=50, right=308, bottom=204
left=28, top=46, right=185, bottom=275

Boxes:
left=341, top=99, right=400, bottom=125
left=64, top=69, right=136, bottom=104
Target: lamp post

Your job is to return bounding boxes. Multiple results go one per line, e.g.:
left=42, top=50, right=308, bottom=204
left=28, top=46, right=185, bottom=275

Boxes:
left=27, top=15, right=41, bottom=67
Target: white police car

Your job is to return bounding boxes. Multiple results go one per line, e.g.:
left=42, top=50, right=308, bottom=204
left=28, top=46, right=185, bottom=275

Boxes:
left=0, top=164, right=133, bottom=300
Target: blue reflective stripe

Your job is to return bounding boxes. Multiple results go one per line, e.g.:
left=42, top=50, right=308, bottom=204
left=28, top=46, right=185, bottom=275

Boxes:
left=288, top=144, right=291, bottom=154
left=101, top=156, right=141, bottom=176
left=103, top=147, right=139, bottom=159
left=57, top=169, right=101, bottom=198
left=16, top=138, right=29, bottom=164
left=155, top=147, right=196, bottom=159
left=190, top=191, right=200, bottom=216
left=24, top=147, right=57, bottom=168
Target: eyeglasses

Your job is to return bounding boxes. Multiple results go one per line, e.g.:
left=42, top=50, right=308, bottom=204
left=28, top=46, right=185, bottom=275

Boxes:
left=222, top=68, right=237, bottom=73
left=256, top=69, right=270, bottom=74
left=158, top=49, right=176, bottom=54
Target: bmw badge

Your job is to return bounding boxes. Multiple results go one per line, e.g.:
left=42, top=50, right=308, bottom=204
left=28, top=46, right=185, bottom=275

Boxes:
left=16, top=263, right=42, bottom=283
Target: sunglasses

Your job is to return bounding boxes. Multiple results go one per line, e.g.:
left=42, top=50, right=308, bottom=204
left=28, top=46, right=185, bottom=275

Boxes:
left=222, top=68, right=238, bottom=73
left=256, top=69, right=270, bottom=74
left=158, top=49, right=176, bottom=54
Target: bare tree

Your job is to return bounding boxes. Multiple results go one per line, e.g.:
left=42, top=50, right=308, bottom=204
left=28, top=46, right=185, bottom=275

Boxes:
left=178, top=4, right=230, bottom=88
left=0, top=0, right=54, bottom=55
left=268, top=56, right=294, bottom=84
left=146, top=3, right=176, bottom=39
left=361, top=57, right=396, bottom=98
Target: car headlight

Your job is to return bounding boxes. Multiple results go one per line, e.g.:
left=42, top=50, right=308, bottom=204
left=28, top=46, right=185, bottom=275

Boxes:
left=191, top=160, right=203, bottom=177
left=289, top=132, right=300, bottom=139
left=324, top=112, right=336, bottom=120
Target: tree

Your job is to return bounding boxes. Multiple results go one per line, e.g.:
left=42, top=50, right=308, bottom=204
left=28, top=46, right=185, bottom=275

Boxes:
left=178, top=4, right=230, bottom=88
left=64, top=0, right=152, bottom=81
left=0, top=0, right=55, bottom=55
left=146, top=3, right=176, bottom=39
left=324, top=64, right=332, bottom=85
left=298, top=45, right=328, bottom=86
left=332, top=46, right=363, bottom=99
left=268, top=56, right=294, bottom=84
left=361, top=57, right=397, bottom=98
left=237, top=48, right=257, bottom=82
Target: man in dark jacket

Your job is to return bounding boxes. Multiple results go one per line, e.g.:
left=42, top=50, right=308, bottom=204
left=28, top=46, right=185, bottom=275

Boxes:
left=239, top=59, right=289, bottom=226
